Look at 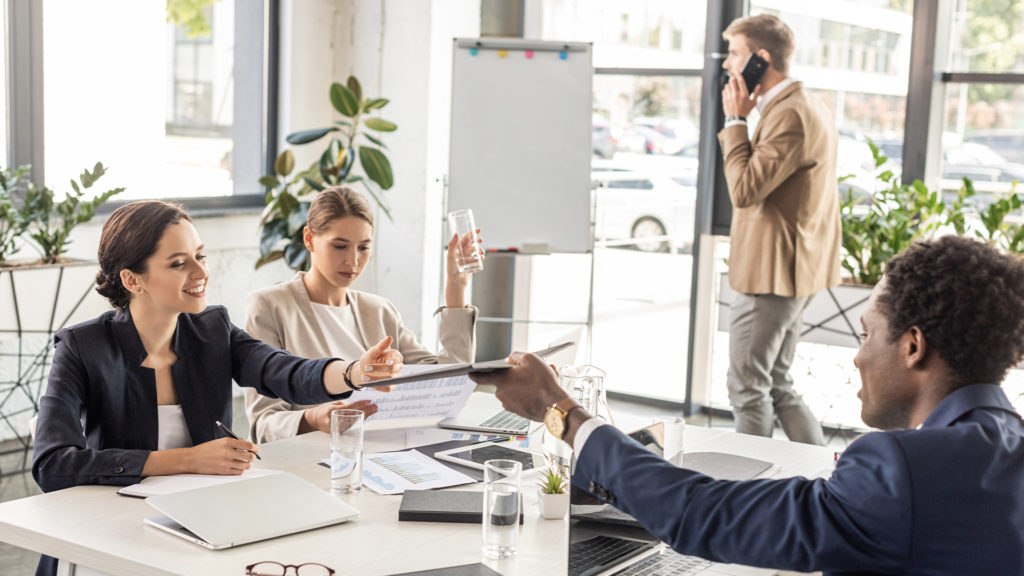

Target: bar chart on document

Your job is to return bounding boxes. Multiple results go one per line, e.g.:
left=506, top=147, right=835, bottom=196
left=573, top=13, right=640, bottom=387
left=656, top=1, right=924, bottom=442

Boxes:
left=361, top=450, right=476, bottom=495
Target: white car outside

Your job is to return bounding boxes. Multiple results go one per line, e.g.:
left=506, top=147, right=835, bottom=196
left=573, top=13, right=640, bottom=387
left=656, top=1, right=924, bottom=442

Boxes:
left=592, top=170, right=696, bottom=253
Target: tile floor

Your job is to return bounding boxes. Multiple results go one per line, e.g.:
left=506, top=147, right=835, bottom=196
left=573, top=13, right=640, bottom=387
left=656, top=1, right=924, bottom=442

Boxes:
left=0, top=394, right=856, bottom=576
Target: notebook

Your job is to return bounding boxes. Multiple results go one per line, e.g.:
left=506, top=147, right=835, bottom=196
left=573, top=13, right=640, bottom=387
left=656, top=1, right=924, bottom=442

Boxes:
left=398, top=489, right=523, bottom=524
left=144, top=472, right=359, bottom=549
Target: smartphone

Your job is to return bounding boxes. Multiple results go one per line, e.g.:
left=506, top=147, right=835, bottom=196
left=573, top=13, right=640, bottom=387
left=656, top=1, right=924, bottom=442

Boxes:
left=740, top=52, right=769, bottom=93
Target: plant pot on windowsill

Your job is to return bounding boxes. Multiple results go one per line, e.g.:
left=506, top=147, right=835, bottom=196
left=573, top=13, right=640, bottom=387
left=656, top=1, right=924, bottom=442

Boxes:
left=537, top=489, right=570, bottom=520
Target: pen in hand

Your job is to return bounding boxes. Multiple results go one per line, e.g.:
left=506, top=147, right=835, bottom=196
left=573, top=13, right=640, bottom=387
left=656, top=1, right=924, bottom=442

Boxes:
left=214, top=420, right=262, bottom=461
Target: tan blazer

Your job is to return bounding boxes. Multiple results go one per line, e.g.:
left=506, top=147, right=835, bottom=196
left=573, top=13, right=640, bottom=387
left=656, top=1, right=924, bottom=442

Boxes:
left=718, top=81, right=841, bottom=298
left=243, top=272, right=477, bottom=443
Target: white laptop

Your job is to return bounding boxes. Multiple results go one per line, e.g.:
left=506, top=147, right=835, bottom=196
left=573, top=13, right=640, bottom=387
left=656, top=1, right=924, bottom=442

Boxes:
left=438, top=330, right=583, bottom=435
left=144, top=472, right=359, bottom=550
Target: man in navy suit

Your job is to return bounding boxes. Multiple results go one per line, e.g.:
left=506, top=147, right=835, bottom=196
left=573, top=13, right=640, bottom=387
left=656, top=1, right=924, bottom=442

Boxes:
left=472, top=235, right=1024, bottom=575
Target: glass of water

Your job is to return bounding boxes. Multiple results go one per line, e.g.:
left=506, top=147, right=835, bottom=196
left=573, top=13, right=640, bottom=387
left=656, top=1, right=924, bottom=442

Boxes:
left=482, top=459, right=522, bottom=559
left=330, top=409, right=364, bottom=493
left=447, top=209, right=484, bottom=273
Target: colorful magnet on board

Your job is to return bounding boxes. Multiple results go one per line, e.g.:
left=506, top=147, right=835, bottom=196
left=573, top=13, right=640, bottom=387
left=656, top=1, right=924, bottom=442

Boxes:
left=469, top=47, right=479, bottom=56
left=498, top=49, right=508, bottom=58
left=559, top=50, right=568, bottom=60
left=525, top=50, right=535, bottom=59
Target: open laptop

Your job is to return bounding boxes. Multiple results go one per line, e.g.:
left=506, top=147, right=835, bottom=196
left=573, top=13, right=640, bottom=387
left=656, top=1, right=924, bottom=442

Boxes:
left=144, top=472, right=359, bottom=549
left=568, top=422, right=774, bottom=576
left=438, top=330, right=583, bottom=435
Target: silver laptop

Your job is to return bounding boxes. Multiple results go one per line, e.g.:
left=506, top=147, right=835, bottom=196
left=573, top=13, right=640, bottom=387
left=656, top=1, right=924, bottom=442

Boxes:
left=439, top=331, right=583, bottom=435
left=144, top=472, right=359, bottom=549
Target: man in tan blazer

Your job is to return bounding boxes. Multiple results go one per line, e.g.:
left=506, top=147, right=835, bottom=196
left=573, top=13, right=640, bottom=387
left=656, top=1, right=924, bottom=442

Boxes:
left=718, top=14, right=841, bottom=445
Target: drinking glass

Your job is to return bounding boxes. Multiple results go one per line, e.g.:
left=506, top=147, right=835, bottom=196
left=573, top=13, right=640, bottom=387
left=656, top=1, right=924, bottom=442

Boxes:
left=558, top=364, right=611, bottom=423
left=447, top=209, right=484, bottom=273
left=330, top=409, right=364, bottom=493
left=482, top=459, right=522, bottom=559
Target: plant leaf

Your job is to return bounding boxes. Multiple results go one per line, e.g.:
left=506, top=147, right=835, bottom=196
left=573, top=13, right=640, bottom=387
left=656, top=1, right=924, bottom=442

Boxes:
left=363, top=118, right=397, bottom=132
left=283, top=242, right=309, bottom=271
left=363, top=98, right=389, bottom=112
left=330, top=83, right=359, bottom=117
left=259, top=176, right=280, bottom=188
left=358, top=147, right=394, bottom=190
left=286, top=127, right=338, bottom=145
left=275, top=150, right=295, bottom=177
left=361, top=132, right=388, bottom=149
left=346, top=76, right=363, bottom=103
left=255, top=250, right=284, bottom=269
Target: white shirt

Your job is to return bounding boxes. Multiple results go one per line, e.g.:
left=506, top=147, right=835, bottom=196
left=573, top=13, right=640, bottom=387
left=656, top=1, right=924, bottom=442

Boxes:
left=723, top=76, right=797, bottom=128
left=310, top=301, right=367, bottom=361
left=157, top=404, right=193, bottom=450
left=572, top=417, right=608, bottom=457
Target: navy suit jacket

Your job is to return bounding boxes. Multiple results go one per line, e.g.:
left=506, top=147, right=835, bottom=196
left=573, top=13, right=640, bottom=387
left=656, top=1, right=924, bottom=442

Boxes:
left=574, top=384, right=1024, bottom=575
left=32, top=305, right=349, bottom=493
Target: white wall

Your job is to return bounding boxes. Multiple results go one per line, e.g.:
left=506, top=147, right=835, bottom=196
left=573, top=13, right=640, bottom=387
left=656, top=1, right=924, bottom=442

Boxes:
left=279, top=0, right=481, bottom=341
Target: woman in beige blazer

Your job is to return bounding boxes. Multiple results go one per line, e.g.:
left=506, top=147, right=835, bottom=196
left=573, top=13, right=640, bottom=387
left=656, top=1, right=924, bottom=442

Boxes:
left=245, top=186, right=480, bottom=443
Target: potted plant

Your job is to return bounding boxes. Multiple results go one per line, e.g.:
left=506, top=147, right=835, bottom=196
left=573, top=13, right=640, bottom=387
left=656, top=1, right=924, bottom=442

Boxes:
left=0, top=162, right=122, bottom=473
left=256, top=76, right=397, bottom=271
left=537, top=460, right=570, bottom=520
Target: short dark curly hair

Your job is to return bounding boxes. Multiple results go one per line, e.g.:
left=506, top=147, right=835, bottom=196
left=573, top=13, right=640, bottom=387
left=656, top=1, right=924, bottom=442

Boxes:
left=877, top=235, right=1024, bottom=386
left=95, top=201, right=191, bottom=310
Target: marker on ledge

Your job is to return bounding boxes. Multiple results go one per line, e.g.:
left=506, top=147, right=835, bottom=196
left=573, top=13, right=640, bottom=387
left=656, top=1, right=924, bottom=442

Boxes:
left=486, top=247, right=519, bottom=253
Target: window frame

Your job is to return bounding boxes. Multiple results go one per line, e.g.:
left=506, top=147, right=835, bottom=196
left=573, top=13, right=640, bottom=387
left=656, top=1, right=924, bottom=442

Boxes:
left=6, top=0, right=280, bottom=213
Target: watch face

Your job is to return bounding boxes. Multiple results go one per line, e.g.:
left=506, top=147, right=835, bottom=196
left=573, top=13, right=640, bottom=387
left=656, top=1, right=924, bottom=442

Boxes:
left=544, top=407, right=565, bottom=438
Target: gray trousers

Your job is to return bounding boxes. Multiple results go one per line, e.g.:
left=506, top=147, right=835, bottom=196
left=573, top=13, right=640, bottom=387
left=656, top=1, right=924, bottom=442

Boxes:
left=726, top=292, right=825, bottom=445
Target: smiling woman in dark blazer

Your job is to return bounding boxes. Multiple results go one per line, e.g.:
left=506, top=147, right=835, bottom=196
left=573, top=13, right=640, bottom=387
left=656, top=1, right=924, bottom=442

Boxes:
left=30, top=200, right=402, bottom=575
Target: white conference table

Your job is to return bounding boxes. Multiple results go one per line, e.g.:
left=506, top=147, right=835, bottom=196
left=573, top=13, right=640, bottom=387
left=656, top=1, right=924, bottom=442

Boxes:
left=0, top=393, right=835, bottom=576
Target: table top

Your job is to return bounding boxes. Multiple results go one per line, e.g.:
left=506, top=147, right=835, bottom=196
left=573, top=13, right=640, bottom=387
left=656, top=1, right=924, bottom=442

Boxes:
left=0, top=394, right=834, bottom=576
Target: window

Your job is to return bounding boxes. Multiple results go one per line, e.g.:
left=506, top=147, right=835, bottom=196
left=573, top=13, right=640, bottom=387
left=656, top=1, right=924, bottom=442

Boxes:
left=536, top=1, right=706, bottom=403
left=949, top=0, right=1024, bottom=73
left=42, top=0, right=267, bottom=202
left=0, top=0, right=7, bottom=165
left=940, top=1, right=1024, bottom=205
left=540, top=0, right=705, bottom=68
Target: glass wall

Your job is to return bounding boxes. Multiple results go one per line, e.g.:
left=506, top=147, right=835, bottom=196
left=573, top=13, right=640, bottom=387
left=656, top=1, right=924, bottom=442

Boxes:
left=42, top=0, right=264, bottom=201
left=530, top=0, right=706, bottom=402
left=702, top=0, right=914, bottom=429
left=0, top=0, right=7, bottom=165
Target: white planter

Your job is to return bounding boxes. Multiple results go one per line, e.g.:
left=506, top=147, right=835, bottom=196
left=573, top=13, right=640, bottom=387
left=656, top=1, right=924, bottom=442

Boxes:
left=537, top=491, right=570, bottom=519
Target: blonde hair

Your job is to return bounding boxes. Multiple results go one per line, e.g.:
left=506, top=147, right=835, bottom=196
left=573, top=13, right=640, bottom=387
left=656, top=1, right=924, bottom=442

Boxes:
left=307, top=186, right=375, bottom=234
left=723, top=14, right=795, bottom=74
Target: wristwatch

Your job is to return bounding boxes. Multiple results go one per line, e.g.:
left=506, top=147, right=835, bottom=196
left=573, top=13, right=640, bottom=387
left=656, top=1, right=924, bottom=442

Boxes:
left=544, top=398, right=583, bottom=440
left=725, top=115, right=747, bottom=122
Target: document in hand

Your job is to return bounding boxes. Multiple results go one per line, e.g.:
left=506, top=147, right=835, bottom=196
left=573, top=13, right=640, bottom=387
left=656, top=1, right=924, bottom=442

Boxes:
left=357, top=341, right=574, bottom=388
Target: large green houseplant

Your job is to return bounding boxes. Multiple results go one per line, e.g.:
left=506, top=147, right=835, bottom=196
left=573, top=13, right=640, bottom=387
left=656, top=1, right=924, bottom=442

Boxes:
left=0, top=162, right=123, bottom=266
left=256, top=76, right=397, bottom=271
left=840, top=141, right=1023, bottom=286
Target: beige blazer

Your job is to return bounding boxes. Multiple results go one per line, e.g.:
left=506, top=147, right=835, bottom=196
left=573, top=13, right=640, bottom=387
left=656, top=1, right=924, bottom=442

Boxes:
left=243, top=272, right=477, bottom=443
left=718, top=81, right=841, bottom=298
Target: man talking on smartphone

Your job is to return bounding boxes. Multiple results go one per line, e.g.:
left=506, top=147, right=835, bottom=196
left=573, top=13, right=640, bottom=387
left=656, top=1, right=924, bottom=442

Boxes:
left=718, top=14, right=841, bottom=445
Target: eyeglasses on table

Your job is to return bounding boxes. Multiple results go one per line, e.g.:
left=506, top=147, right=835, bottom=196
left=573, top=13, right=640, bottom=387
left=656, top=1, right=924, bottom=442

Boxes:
left=245, top=561, right=336, bottom=576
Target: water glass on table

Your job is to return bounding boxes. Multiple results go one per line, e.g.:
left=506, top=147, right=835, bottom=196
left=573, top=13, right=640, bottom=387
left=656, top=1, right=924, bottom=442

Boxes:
left=447, top=209, right=484, bottom=273
left=482, top=459, right=522, bottom=559
left=330, top=409, right=365, bottom=493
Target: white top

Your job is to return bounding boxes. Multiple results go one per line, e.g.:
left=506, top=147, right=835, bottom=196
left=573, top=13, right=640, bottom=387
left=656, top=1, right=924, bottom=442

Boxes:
left=157, top=404, right=193, bottom=450
left=310, top=301, right=367, bottom=361
left=755, top=76, right=796, bottom=114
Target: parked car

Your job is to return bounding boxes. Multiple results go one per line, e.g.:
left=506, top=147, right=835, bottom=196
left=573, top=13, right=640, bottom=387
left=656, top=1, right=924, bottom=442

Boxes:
left=592, top=119, right=619, bottom=159
left=592, top=169, right=696, bottom=253
left=965, top=129, right=1024, bottom=164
